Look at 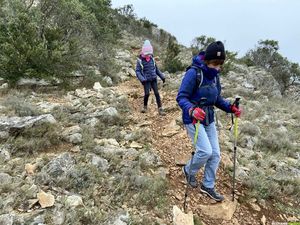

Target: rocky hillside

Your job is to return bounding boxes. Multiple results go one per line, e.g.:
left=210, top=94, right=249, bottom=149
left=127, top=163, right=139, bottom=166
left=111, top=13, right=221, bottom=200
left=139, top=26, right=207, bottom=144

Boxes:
left=0, top=37, right=299, bottom=225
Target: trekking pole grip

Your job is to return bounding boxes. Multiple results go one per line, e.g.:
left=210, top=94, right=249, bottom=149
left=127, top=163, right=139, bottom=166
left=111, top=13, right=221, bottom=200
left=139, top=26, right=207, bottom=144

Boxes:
left=233, top=97, right=240, bottom=108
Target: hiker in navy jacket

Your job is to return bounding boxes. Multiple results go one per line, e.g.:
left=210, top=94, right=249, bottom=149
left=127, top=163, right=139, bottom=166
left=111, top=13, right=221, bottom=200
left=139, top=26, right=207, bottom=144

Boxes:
left=177, top=41, right=241, bottom=202
left=136, top=40, right=166, bottom=115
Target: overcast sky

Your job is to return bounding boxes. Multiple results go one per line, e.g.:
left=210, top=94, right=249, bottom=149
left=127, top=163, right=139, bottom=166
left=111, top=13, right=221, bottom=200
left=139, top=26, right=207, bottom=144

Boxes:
left=111, top=0, right=300, bottom=64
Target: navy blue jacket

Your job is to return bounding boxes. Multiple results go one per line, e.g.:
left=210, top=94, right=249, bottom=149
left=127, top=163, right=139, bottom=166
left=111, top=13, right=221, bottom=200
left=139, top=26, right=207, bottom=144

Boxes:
left=176, top=55, right=232, bottom=125
left=135, top=55, right=165, bottom=83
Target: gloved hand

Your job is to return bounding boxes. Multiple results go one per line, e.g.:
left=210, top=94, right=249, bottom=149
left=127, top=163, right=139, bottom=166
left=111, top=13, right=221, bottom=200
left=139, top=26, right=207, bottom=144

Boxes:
left=189, top=107, right=206, bottom=124
left=162, top=78, right=165, bottom=83
left=231, top=104, right=242, bottom=117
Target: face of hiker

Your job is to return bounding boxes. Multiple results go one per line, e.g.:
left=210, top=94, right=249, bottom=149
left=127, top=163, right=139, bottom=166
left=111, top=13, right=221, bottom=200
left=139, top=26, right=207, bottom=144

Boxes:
left=207, top=63, right=222, bottom=72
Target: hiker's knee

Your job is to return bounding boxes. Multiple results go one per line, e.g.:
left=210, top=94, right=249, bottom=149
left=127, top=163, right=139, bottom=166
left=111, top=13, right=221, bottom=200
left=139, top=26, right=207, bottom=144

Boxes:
left=196, top=146, right=212, bottom=160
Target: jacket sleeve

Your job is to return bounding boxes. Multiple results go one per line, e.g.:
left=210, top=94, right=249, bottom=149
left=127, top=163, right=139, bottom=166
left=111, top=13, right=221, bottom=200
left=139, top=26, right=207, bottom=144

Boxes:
left=215, top=76, right=232, bottom=113
left=176, top=69, right=197, bottom=115
left=135, top=60, right=146, bottom=83
left=156, top=66, right=165, bottom=80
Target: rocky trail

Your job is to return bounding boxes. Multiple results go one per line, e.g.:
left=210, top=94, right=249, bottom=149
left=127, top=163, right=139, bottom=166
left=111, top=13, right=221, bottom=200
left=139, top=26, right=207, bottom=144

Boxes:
left=118, top=78, right=293, bottom=225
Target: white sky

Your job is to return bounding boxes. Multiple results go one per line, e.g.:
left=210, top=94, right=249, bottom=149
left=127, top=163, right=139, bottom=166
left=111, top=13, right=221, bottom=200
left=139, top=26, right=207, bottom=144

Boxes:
left=111, top=0, right=300, bottom=63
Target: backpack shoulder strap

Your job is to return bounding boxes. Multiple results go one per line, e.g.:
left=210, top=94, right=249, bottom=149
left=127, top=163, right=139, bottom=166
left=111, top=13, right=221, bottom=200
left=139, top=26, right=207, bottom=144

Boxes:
left=152, top=57, right=156, bottom=68
left=137, top=58, right=144, bottom=70
left=186, top=65, right=203, bottom=88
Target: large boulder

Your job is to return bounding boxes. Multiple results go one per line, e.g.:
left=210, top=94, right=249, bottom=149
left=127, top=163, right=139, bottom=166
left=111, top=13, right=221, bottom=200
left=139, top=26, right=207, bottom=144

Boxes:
left=42, top=153, right=75, bottom=178
left=0, top=114, right=56, bottom=134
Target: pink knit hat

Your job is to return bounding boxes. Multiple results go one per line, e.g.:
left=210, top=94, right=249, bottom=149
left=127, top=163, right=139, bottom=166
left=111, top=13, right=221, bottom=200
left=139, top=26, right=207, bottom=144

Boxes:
left=141, top=40, right=153, bottom=56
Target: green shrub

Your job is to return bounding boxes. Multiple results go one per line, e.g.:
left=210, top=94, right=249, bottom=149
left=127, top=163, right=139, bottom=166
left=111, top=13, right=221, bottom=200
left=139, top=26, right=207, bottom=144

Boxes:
left=3, top=95, right=41, bottom=116
left=163, top=37, right=184, bottom=73
left=244, top=168, right=281, bottom=200
left=0, top=0, right=118, bottom=85
left=9, top=123, right=62, bottom=156
left=137, top=177, right=168, bottom=209
left=240, top=122, right=260, bottom=136
left=81, top=125, right=96, bottom=151
left=258, top=130, right=293, bottom=153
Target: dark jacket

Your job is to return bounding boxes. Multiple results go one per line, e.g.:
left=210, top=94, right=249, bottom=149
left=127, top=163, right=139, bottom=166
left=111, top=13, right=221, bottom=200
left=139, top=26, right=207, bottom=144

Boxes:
left=135, top=55, right=164, bottom=83
left=176, top=55, right=232, bottom=125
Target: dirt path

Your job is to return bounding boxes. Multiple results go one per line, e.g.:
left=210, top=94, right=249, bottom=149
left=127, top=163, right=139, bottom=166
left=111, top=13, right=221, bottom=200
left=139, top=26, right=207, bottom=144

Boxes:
left=118, top=78, right=286, bottom=225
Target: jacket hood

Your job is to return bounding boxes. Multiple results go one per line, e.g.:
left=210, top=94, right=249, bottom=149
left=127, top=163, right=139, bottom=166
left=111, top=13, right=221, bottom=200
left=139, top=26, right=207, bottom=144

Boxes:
left=192, top=55, right=205, bottom=68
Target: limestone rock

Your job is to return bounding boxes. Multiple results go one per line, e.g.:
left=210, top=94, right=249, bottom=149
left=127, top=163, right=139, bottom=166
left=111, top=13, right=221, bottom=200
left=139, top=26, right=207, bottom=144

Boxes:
left=113, top=211, right=129, bottom=225
left=0, top=114, right=56, bottom=133
left=0, top=83, right=8, bottom=89
left=198, top=198, right=238, bottom=221
left=62, top=125, right=82, bottom=144
left=99, top=107, right=119, bottom=118
left=0, top=213, right=14, bottom=225
left=37, top=190, right=55, bottom=208
left=0, top=145, right=10, bottom=161
left=103, top=76, right=113, bottom=86
left=74, top=88, right=93, bottom=98
left=162, top=120, right=180, bottom=137
left=43, top=152, right=75, bottom=178
left=17, top=78, right=50, bottom=86
left=0, top=173, right=12, bottom=186
left=139, top=151, right=162, bottom=167
left=65, top=195, right=83, bottom=208
left=93, top=82, right=102, bottom=92
left=95, top=138, right=120, bottom=147
left=250, top=202, right=261, bottom=211
left=90, top=154, right=109, bottom=172
left=130, top=141, right=143, bottom=149
left=25, top=163, right=36, bottom=175
left=36, top=101, right=61, bottom=113
left=126, top=68, right=136, bottom=77
left=261, top=215, right=266, bottom=225
left=173, top=205, right=194, bottom=225
left=221, top=152, right=233, bottom=169
left=175, top=154, right=190, bottom=166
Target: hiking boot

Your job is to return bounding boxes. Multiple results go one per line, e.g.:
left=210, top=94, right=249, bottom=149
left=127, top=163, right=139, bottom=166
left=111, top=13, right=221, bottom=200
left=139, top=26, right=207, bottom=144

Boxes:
left=141, top=106, right=147, bottom=113
left=182, top=166, right=198, bottom=188
left=158, top=107, right=166, bottom=116
left=200, top=184, right=224, bottom=202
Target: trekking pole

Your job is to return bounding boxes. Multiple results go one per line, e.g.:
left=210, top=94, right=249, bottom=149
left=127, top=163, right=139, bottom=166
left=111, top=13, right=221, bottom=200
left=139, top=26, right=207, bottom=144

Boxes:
left=183, top=120, right=200, bottom=213
left=183, top=98, right=206, bottom=212
left=232, top=97, right=240, bottom=201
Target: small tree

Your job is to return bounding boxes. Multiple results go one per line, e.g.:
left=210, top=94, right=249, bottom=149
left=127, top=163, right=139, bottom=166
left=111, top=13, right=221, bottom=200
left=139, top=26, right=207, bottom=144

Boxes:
left=116, top=4, right=136, bottom=19
left=242, top=39, right=300, bottom=93
left=244, top=39, right=279, bottom=69
left=191, top=35, right=216, bottom=55
left=163, top=37, right=184, bottom=73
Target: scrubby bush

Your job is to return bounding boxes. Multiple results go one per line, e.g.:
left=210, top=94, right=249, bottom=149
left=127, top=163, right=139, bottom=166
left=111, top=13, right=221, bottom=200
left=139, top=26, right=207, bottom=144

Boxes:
left=3, top=95, right=41, bottom=116
left=258, top=130, right=293, bottom=153
left=244, top=168, right=281, bottom=200
left=240, top=122, right=261, bottom=136
left=8, top=123, right=62, bottom=156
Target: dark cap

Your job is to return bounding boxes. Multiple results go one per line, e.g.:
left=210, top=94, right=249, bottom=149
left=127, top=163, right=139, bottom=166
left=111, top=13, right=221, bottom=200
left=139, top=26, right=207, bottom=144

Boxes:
left=204, top=41, right=226, bottom=60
